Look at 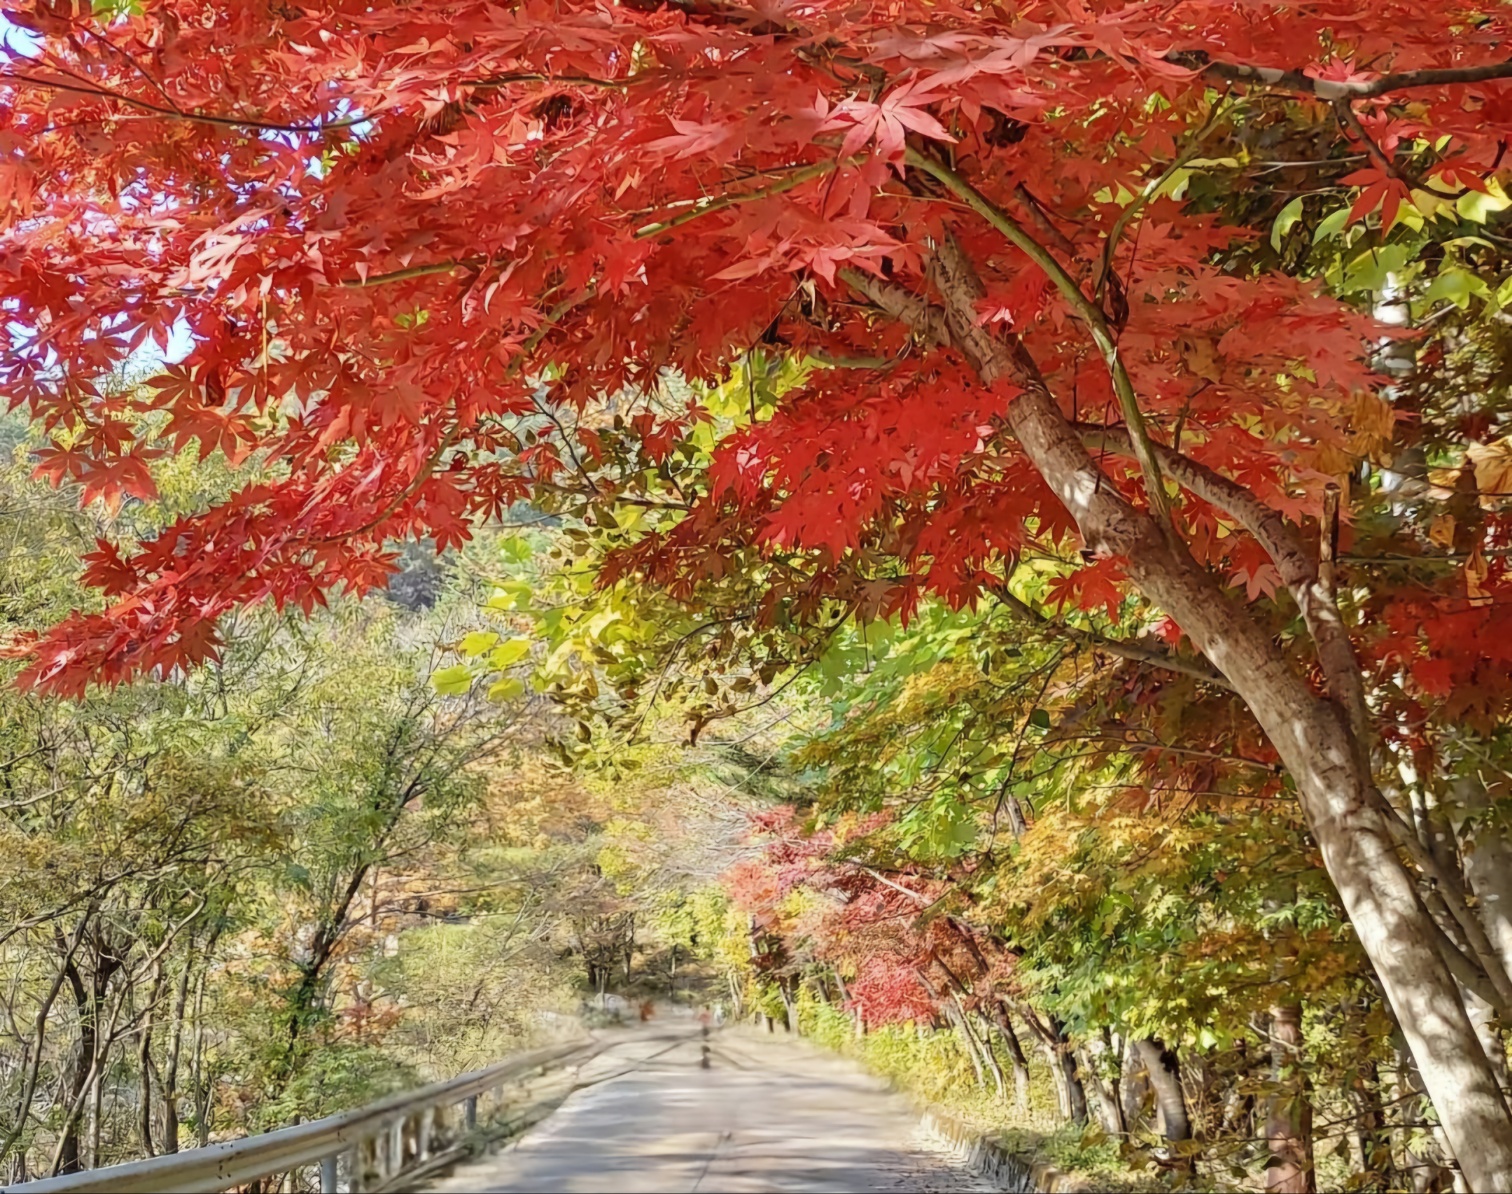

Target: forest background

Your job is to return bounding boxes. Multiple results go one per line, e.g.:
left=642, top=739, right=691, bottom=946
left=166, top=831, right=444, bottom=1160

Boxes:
left=7, top=2, right=1512, bottom=1192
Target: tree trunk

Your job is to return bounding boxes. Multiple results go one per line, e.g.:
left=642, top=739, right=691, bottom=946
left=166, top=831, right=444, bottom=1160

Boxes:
left=1047, top=1016, right=1088, bottom=1126
left=1133, top=1039, right=1191, bottom=1145
left=1348, top=1059, right=1391, bottom=1191
left=137, top=961, right=165, bottom=1158
left=1100, top=1029, right=1126, bottom=1133
left=57, top=956, right=95, bottom=1175
left=1265, top=1002, right=1316, bottom=1193
left=1455, top=774, right=1512, bottom=995
left=160, top=954, right=194, bottom=1155
left=971, top=1011, right=1009, bottom=1102
left=1122, top=1038, right=1154, bottom=1132
left=949, top=1002, right=989, bottom=1091
left=189, top=964, right=212, bottom=1149
left=893, top=237, right=1512, bottom=1190
left=991, top=1003, right=1033, bottom=1113
left=1079, top=1043, right=1125, bottom=1135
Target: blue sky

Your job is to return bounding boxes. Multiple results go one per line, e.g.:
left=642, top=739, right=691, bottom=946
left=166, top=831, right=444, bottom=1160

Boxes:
left=3, top=12, right=195, bottom=371
left=0, top=11, right=41, bottom=58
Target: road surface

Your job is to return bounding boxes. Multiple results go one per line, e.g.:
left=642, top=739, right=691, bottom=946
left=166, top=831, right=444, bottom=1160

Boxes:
left=420, top=1023, right=993, bottom=1193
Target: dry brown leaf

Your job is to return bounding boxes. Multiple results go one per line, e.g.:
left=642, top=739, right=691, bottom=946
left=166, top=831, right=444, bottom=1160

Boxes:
left=1178, top=336, right=1223, bottom=383
left=1350, top=391, right=1396, bottom=464
left=1428, top=513, right=1457, bottom=549
left=1467, top=542, right=1492, bottom=607
left=1468, top=437, right=1512, bottom=510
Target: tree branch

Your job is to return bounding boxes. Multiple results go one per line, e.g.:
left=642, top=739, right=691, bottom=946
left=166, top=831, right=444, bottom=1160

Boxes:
left=1076, top=423, right=1372, bottom=749
left=836, top=268, right=954, bottom=350
left=634, top=159, right=841, bottom=239
left=1173, top=53, right=1512, bottom=100
left=1332, top=98, right=1423, bottom=189
left=904, top=146, right=1174, bottom=532
left=994, top=586, right=1234, bottom=691
left=1094, top=99, right=1232, bottom=301
left=341, top=257, right=493, bottom=288
left=2, top=70, right=365, bottom=133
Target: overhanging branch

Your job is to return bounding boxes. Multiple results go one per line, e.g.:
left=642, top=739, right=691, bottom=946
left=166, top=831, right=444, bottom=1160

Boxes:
left=1172, top=52, right=1512, bottom=99
left=1079, top=424, right=1374, bottom=752
left=904, top=146, right=1175, bottom=533
left=994, top=586, right=1234, bottom=691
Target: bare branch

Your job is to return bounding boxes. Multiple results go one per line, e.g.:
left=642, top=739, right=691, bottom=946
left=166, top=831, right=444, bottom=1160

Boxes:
left=2, top=70, right=365, bottom=133
left=1173, top=52, right=1512, bottom=99
left=993, top=585, right=1235, bottom=691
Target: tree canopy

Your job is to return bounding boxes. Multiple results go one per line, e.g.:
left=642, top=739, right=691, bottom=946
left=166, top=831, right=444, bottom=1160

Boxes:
left=9, top=0, right=1512, bottom=1188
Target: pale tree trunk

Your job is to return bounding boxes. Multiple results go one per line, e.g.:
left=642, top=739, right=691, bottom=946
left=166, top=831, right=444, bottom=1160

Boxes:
left=847, top=239, right=1512, bottom=1191
left=1454, top=774, right=1512, bottom=988
left=1018, top=1005, right=1088, bottom=1124
left=1265, top=1001, right=1316, bottom=1193
left=1122, top=1038, right=1154, bottom=1132
left=1051, top=1016, right=1089, bottom=1126
left=948, top=1002, right=988, bottom=1091
left=1132, top=1039, right=1191, bottom=1146
left=969, top=1010, right=1009, bottom=1102
left=1079, top=1042, right=1125, bottom=1136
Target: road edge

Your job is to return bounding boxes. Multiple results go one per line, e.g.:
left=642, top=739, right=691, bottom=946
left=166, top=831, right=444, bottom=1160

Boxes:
left=918, top=1107, right=1089, bottom=1193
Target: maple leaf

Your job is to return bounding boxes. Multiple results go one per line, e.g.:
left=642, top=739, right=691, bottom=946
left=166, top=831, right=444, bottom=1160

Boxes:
left=647, top=118, right=737, bottom=162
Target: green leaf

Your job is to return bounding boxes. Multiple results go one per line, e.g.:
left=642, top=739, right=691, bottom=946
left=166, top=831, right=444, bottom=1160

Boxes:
left=431, top=664, right=473, bottom=696
left=1029, top=708, right=1052, bottom=730
left=485, top=580, right=534, bottom=611
left=458, top=631, right=500, bottom=656
left=497, top=535, right=535, bottom=563
left=1424, top=267, right=1489, bottom=309
left=1312, top=206, right=1350, bottom=244
left=487, top=638, right=532, bottom=669
left=486, top=676, right=526, bottom=702
left=1270, top=197, right=1304, bottom=252
left=1457, top=181, right=1512, bottom=224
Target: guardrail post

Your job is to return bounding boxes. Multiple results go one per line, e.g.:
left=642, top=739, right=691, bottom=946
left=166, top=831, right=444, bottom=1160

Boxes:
left=389, top=1117, right=405, bottom=1176
left=349, top=1136, right=367, bottom=1192
left=320, top=1153, right=339, bottom=1193
left=464, top=1094, right=478, bottom=1132
left=419, top=1106, right=435, bottom=1162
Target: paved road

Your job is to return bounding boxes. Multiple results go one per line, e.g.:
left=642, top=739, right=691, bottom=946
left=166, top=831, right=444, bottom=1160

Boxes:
left=420, top=1024, right=992, bottom=1193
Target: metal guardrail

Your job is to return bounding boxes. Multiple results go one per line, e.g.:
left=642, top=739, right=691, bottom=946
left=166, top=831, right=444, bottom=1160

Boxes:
left=4, top=1039, right=596, bottom=1194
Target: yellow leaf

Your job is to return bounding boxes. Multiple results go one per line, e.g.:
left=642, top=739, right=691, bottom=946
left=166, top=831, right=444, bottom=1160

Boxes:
left=1458, top=178, right=1512, bottom=224
left=487, top=638, right=532, bottom=669
left=487, top=676, right=526, bottom=702
left=1178, top=336, right=1223, bottom=383
left=459, top=631, right=500, bottom=656
left=1350, top=391, right=1396, bottom=463
left=1467, top=542, right=1492, bottom=608
left=1468, top=437, right=1512, bottom=509
left=1409, top=189, right=1457, bottom=222
left=1428, top=514, right=1457, bottom=549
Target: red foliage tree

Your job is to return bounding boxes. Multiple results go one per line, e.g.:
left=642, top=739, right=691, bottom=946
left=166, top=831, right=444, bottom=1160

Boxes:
left=727, top=808, right=1008, bottom=1029
left=7, top=1, right=1512, bottom=1179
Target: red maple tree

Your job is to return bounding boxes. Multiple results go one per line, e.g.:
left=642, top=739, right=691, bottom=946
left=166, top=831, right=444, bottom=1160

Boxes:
left=7, top=1, right=1512, bottom=1181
